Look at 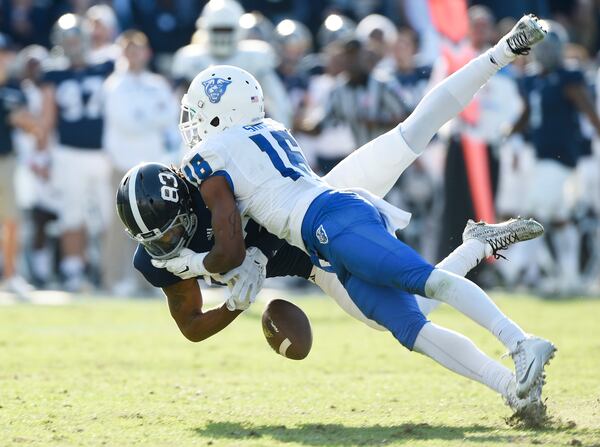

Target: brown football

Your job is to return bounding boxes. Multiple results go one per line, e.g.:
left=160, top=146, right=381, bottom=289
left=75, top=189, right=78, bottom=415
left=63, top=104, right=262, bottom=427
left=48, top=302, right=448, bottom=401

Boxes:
left=261, top=299, right=312, bottom=360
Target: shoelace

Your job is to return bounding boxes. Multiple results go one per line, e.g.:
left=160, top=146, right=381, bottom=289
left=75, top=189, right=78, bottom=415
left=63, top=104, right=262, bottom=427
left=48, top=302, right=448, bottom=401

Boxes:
left=488, top=232, right=521, bottom=259
left=507, top=32, right=531, bottom=55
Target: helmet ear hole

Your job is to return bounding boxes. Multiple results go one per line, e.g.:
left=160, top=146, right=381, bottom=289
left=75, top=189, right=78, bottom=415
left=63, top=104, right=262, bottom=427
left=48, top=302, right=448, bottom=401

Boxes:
left=210, top=117, right=220, bottom=127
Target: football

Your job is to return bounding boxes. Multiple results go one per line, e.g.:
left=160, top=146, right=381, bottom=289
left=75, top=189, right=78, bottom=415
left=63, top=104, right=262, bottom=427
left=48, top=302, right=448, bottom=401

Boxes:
left=261, top=299, right=313, bottom=360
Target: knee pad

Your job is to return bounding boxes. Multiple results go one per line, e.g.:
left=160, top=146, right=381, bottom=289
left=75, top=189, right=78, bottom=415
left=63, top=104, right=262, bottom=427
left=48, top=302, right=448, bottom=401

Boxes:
left=424, top=268, right=456, bottom=299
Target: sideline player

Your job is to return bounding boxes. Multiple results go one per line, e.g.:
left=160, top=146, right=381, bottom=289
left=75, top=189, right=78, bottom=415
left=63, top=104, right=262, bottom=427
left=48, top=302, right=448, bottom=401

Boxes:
left=172, top=0, right=292, bottom=127
left=40, top=14, right=114, bottom=291
left=172, top=15, right=555, bottom=412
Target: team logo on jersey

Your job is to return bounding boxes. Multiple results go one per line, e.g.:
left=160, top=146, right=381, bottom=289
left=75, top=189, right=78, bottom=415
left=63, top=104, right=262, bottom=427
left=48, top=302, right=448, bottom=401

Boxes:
left=202, top=77, right=232, bottom=103
left=316, top=225, right=329, bottom=244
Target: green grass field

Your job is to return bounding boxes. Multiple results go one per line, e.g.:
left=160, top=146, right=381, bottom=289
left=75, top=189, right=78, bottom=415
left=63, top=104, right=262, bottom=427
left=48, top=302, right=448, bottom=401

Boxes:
left=2, top=292, right=600, bottom=447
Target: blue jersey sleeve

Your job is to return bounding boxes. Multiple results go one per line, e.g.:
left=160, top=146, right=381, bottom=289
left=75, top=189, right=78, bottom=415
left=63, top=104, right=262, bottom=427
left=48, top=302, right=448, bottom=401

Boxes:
left=133, top=245, right=182, bottom=289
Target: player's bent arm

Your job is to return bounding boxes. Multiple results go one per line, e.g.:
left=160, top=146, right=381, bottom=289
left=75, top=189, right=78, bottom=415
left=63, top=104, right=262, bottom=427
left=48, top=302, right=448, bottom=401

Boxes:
left=199, top=176, right=246, bottom=273
left=163, top=278, right=242, bottom=342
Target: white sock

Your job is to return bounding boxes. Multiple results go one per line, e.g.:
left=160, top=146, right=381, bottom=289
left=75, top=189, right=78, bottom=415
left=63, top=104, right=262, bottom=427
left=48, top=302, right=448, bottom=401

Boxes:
left=424, top=269, right=527, bottom=352
left=436, top=239, right=491, bottom=275
left=413, top=322, right=513, bottom=396
left=488, top=38, right=517, bottom=68
left=418, top=239, right=490, bottom=316
left=400, top=52, right=500, bottom=154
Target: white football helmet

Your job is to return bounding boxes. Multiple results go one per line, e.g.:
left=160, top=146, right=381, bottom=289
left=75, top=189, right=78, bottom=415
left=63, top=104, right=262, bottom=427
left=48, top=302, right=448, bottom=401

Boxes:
left=196, top=0, right=244, bottom=58
left=179, top=65, right=265, bottom=147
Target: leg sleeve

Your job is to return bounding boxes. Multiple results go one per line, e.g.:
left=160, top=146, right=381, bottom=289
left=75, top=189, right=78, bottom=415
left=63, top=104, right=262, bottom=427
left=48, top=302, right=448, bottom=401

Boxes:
left=413, top=322, right=513, bottom=396
left=400, top=52, right=500, bottom=154
left=322, top=128, right=419, bottom=197
left=424, top=269, right=526, bottom=352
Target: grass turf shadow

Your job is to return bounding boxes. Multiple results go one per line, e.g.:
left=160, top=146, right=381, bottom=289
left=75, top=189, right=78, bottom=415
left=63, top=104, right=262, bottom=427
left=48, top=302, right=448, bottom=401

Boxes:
left=193, top=421, right=545, bottom=445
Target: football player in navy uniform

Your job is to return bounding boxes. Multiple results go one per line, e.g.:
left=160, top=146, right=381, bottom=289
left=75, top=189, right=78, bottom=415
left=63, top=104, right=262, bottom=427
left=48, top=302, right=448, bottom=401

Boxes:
left=40, top=14, right=114, bottom=291
left=514, top=21, right=600, bottom=294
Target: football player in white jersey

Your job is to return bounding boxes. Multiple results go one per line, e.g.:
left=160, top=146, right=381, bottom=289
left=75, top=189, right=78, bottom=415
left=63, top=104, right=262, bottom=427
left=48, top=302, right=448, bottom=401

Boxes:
left=172, top=0, right=292, bottom=127
left=163, top=15, right=555, bottom=416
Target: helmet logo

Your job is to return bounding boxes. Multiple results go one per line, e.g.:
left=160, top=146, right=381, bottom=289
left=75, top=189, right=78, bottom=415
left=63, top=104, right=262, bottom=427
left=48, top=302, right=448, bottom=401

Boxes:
left=202, top=77, right=232, bottom=103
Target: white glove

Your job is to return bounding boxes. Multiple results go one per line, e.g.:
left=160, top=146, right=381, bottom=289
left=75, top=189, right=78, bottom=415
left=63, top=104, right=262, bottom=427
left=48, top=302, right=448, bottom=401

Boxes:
left=151, top=248, right=209, bottom=280
left=220, top=247, right=268, bottom=311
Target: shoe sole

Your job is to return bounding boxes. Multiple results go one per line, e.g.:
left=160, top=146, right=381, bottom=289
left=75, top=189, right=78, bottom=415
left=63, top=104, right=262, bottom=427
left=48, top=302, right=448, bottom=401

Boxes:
left=517, top=343, right=557, bottom=398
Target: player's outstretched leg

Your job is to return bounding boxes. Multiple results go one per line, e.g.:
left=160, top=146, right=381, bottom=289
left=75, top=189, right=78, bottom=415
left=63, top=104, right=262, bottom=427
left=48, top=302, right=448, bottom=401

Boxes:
left=412, top=322, right=543, bottom=415
left=424, top=269, right=556, bottom=399
left=425, top=216, right=555, bottom=399
left=313, top=216, right=546, bottom=326
left=323, top=15, right=548, bottom=197
left=340, top=272, right=543, bottom=415
left=401, top=14, right=548, bottom=154
left=303, top=192, right=555, bottom=398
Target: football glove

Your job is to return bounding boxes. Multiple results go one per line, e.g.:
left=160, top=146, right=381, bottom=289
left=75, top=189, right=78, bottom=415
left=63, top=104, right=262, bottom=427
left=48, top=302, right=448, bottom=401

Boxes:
left=220, top=247, right=268, bottom=311
left=151, top=248, right=209, bottom=280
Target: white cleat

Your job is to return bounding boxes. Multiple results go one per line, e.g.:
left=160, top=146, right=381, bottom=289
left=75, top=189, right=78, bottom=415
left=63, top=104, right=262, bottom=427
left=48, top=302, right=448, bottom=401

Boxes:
left=490, top=14, right=548, bottom=67
left=462, top=217, right=544, bottom=259
left=504, top=377, right=548, bottom=428
left=504, top=378, right=543, bottom=413
left=504, top=14, right=548, bottom=56
left=511, top=336, right=556, bottom=398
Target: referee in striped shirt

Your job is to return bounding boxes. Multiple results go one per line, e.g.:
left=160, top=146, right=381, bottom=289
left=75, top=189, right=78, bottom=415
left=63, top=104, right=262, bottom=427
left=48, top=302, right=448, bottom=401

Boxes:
left=305, top=38, right=408, bottom=154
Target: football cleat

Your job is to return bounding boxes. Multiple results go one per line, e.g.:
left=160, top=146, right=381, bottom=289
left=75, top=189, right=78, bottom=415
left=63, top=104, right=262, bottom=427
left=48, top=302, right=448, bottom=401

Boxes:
left=504, top=376, right=547, bottom=423
left=462, top=217, right=544, bottom=259
left=511, top=336, right=556, bottom=398
left=504, top=14, right=548, bottom=56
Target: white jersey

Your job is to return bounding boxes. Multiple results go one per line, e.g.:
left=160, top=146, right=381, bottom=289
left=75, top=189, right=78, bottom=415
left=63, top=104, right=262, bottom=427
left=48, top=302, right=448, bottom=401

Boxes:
left=172, top=40, right=292, bottom=126
left=181, top=119, right=330, bottom=250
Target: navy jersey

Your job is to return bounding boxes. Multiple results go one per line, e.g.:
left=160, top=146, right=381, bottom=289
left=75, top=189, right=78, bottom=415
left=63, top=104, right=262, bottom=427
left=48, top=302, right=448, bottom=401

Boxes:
left=133, top=183, right=313, bottom=288
left=520, top=67, right=585, bottom=167
left=42, top=61, right=113, bottom=149
left=0, top=81, right=26, bottom=155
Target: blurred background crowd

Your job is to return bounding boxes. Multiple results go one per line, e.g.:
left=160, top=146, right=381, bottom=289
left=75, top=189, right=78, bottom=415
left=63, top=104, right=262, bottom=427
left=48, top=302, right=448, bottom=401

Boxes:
left=1, top=0, right=599, bottom=298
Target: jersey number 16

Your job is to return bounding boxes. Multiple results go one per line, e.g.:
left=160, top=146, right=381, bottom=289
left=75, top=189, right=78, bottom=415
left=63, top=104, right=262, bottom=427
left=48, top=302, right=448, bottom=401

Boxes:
left=249, top=130, right=312, bottom=181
